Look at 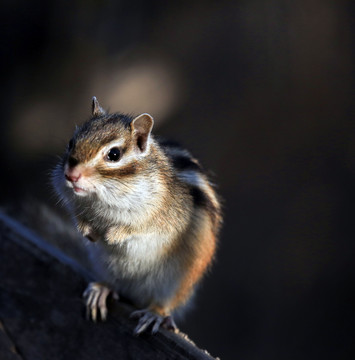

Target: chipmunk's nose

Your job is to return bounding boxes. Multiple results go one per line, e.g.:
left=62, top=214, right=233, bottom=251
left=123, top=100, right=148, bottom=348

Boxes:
left=65, top=168, right=81, bottom=183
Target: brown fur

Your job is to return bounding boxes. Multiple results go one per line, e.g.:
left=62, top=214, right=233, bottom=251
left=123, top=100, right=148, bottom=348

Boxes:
left=166, top=211, right=217, bottom=312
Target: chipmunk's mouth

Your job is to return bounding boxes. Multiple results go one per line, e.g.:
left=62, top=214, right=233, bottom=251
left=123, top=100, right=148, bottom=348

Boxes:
left=65, top=180, right=89, bottom=196
left=73, top=185, right=87, bottom=194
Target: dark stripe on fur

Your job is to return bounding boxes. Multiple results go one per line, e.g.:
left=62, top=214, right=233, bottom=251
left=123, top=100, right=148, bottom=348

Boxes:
left=68, top=156, right=79, bottom=168
left=189, top=186, right=221, bottom=230
left=190, top=186, right=210, bottom=208
left=171, top=155, right=202, bottom=172
left=97, top=163, right=138, bottom=178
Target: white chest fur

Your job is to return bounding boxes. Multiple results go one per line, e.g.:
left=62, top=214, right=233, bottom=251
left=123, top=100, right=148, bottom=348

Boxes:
left=107, top=232, right=171, bottom=276
left=94, top=231, right=180, bottom=307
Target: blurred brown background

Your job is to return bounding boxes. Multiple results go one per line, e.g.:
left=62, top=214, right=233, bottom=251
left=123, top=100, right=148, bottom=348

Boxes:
left=0, top=1, right=353, bottom=359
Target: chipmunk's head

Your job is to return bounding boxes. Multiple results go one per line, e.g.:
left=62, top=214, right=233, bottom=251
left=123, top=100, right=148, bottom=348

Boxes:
left=57, top=97, right=154, bottom=200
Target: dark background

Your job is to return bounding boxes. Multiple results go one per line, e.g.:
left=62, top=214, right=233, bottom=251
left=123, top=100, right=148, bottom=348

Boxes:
left=0, top=1, right=353, bottom=359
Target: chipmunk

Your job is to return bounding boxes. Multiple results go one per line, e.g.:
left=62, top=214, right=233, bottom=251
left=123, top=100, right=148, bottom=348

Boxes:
left=52, top=97, right=222, bottom=335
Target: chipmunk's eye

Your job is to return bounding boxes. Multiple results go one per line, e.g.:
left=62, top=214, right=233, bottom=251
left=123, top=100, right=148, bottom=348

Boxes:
left=106, top=147, right=121, bottom=162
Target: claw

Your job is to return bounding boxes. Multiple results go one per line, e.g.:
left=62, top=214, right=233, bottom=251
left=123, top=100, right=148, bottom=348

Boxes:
left=98, top=289, right=108, bottom=321
left=130, top=309, right=147, bottom=320
left=161, top=315, right=177, bottom=331
left=134, top=313, right=156, bottom=335
left=130, top=309, right=177, bottom=335
left=89, top=288, right=100, bottom=322
left=151, top=316, right=163, bottom=334
left=83, top=282, right=118, bottom=322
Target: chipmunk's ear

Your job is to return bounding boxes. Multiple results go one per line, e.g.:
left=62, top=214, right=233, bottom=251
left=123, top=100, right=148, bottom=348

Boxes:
left=92, top=96, right=106, bottom=117
left=131, top=113, right=154, bottom=153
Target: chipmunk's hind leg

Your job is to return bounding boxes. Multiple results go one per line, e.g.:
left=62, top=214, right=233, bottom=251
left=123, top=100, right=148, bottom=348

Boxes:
left=130, top=309, right=177, bottom=335
left=83, top=282, right=119, bottom=322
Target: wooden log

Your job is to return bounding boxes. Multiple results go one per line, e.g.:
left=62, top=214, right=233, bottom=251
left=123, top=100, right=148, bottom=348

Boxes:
left=0, top=212, right=218, bottom=360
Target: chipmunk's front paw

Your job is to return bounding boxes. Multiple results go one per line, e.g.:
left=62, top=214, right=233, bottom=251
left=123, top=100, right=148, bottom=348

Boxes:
left=130, top=309, right=177, bottom=335
left=83, top=282, right=119, bottom=322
